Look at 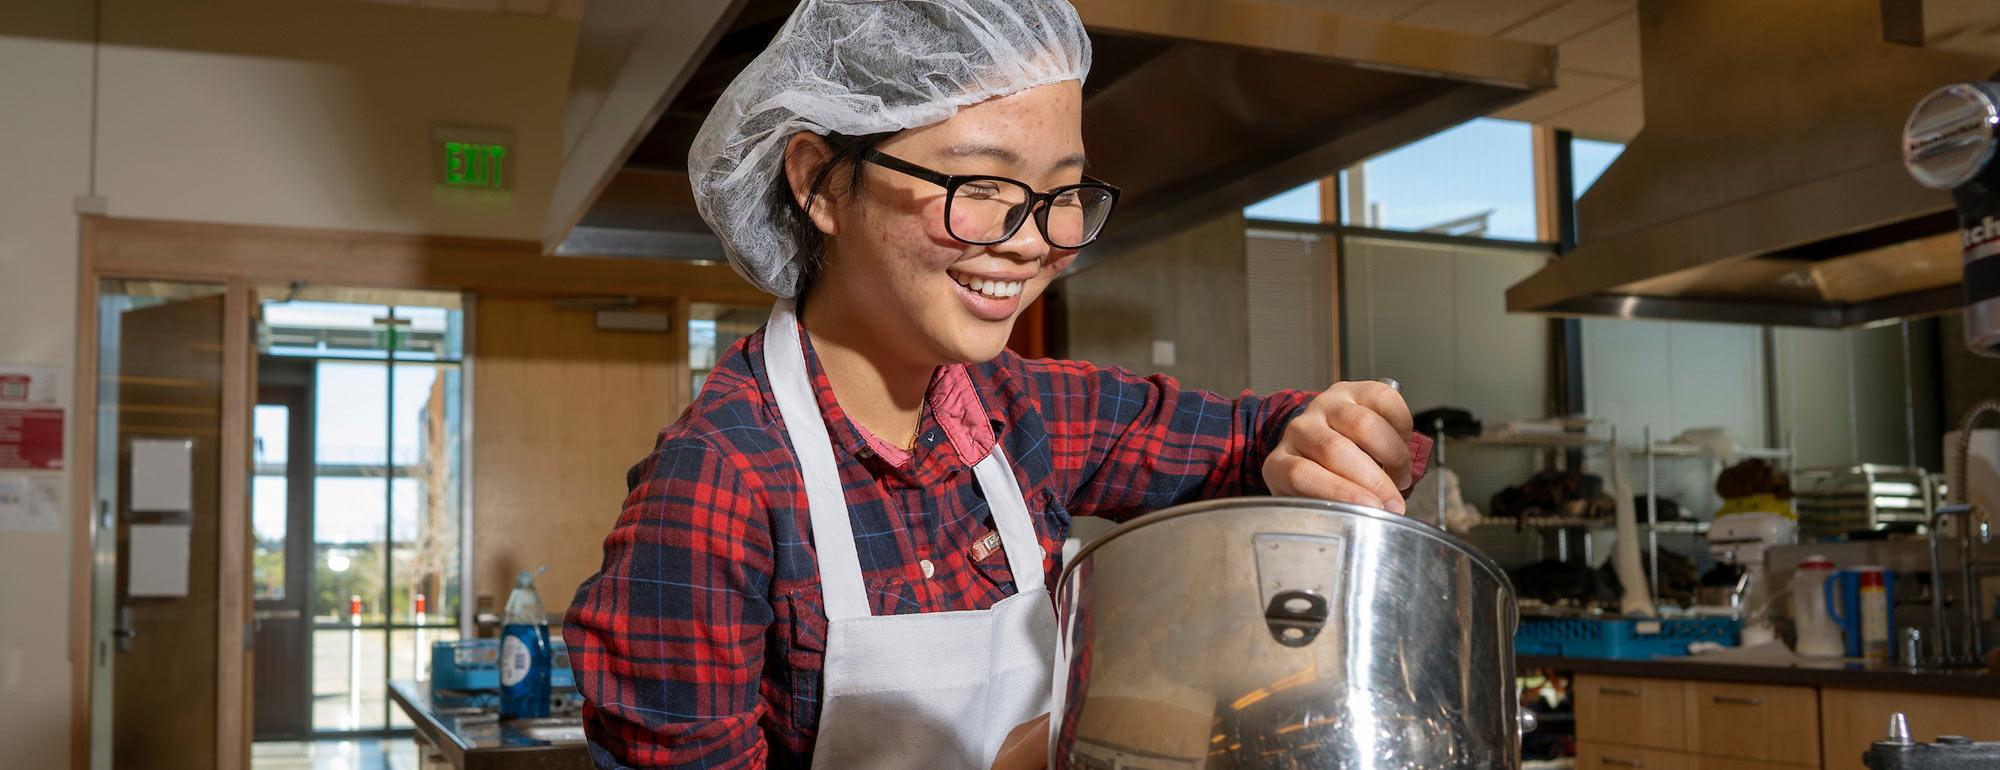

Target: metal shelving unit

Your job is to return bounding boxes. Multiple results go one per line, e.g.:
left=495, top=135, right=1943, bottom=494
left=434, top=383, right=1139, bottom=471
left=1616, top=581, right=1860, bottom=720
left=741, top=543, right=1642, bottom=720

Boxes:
left=1435, top=422, right=1792, bottom=607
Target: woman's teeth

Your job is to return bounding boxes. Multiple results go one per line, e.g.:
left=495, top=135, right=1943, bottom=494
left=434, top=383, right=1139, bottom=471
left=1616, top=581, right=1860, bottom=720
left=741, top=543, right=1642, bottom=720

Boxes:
left=953, top=273, right=1024, bottom=299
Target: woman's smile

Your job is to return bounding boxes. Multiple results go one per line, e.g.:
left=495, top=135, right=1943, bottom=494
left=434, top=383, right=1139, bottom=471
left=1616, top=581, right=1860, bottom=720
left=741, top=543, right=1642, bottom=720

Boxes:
left=947, top=267, right=1032, bottom=321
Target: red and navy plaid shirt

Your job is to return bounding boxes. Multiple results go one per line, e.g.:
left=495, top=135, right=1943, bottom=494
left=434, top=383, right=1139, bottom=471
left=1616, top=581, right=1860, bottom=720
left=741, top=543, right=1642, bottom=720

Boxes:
left=564, top=323, right=1423, bottom=769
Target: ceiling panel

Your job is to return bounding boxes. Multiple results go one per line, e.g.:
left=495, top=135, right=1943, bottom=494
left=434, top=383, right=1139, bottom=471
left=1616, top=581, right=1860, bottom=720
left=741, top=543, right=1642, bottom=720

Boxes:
left=1489, top=69, right=1629, bottom=122
left=1545, top=80, right=1642, bottom=140
left=1396, top=0, right=1567, bottom=36
left=1557, top=11, right=1640, bottom=77
left=1499, top=0, right=1631, bottom=44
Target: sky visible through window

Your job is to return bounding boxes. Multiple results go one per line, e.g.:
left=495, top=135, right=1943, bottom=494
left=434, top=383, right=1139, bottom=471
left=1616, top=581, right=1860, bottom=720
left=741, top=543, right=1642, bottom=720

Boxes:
left=1245, top=119, right=1629, bottom=243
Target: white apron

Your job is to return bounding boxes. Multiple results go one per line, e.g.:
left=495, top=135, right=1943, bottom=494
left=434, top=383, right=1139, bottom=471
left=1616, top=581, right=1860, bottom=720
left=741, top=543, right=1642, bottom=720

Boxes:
left=762, top=301, right=1056, bottom=770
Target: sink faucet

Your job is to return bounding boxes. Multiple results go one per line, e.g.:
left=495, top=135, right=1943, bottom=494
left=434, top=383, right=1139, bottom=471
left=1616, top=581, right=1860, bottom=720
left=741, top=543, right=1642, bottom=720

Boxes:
left=1929, top=399, right=1999, bottom=667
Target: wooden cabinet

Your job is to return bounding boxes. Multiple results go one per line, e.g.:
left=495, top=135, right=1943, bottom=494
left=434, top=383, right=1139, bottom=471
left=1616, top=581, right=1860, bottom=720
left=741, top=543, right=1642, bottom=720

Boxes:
left=1578, top=742, right=1691, bottom=769
left=1688, top=682, right=1820, bottom=766
left=1691, top=758, right=1818, bottom=770
left=1818, top=688, right=2000, bottom=770
left=1577, top=675, right=1690, bottom=751
left=1574, top=675, right=1819, bottom=769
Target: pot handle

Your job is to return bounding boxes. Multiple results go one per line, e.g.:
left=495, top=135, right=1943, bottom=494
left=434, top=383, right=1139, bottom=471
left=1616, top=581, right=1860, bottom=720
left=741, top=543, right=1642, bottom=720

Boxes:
left=1264, top=590, right=1328, bottom=647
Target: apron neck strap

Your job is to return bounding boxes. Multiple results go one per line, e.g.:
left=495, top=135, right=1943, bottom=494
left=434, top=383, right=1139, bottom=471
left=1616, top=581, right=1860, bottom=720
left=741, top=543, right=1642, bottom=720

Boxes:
left=764, top=300, right=871, bottom=620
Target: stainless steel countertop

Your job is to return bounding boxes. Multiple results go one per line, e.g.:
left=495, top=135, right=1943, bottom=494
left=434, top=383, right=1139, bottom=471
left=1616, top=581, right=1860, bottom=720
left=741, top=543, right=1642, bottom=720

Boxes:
left=388, top=680, right=590, bottom=770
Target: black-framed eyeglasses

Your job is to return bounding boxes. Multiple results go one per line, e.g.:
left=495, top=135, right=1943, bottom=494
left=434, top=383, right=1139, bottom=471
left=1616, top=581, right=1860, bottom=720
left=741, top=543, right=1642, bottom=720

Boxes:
left=863, top=149, right=1120, bottom=249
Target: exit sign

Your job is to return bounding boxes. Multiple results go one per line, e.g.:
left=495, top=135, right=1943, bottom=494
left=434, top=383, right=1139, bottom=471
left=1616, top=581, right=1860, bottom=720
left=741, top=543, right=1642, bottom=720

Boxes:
left=444, top=141, right=507, bottom=188
left=431, top=125, right=515, bottom=191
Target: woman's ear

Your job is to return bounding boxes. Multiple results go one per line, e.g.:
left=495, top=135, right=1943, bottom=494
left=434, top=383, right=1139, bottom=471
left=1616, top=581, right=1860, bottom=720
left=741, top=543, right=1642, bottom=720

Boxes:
left=783, top=132, right=840, bottom=239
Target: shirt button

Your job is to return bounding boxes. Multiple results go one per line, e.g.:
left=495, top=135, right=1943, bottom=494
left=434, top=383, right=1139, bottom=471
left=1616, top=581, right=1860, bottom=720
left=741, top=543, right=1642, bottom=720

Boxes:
left=919, top=559, right=935, bottom=579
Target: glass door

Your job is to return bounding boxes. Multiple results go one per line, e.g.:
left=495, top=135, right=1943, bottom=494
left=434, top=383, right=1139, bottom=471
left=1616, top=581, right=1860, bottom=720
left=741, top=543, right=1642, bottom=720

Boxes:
left=251, top=288, right=466, bottom=737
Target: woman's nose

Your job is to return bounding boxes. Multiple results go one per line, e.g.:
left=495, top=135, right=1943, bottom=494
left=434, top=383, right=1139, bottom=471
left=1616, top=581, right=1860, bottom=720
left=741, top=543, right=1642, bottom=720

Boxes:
left=989, top=212, right=1052, bottom=264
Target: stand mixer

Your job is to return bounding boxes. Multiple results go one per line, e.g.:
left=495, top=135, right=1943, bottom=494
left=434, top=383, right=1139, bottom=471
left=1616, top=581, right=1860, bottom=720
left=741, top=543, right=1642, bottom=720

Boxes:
left=1704, top=513, right=1798, bottom=644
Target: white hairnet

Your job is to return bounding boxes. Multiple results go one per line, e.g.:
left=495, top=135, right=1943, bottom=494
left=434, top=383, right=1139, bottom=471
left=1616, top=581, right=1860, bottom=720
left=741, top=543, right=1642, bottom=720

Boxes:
left=689, top=0, right=1093, bottom=298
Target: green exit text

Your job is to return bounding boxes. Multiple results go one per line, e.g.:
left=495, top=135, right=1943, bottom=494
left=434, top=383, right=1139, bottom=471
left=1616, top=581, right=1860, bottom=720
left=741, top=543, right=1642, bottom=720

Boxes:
left=443, top=141, right=508, bottom=189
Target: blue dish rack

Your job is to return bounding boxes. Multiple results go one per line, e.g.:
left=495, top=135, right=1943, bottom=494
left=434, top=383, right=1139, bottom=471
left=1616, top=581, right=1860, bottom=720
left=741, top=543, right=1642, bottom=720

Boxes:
left=1516, top=616, right=1740, bottom=660
left=431, top=638, right=574, bottom=692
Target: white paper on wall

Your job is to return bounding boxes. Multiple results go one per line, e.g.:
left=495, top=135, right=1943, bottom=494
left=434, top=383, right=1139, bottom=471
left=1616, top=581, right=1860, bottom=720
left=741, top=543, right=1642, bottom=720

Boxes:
left=130, top=438, right=193, bottom=513
left=127, top=523, right=191, bottom=598
left=0, top=472, right=59, bottom=533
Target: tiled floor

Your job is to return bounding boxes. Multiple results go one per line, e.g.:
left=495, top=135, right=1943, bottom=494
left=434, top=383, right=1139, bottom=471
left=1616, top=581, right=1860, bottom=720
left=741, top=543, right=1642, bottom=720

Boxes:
left=252, top=738, right=420, bottom=770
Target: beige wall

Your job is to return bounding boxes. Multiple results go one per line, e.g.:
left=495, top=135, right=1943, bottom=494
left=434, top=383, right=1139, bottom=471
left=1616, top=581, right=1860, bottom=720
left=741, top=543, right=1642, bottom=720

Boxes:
left=1061, top=213, right=1252, bottom=395
left=96, top=0, right=573, bottom=239
left=0, top=3, right=94, bottom=768
left=0, top=1, right=577, bottom=764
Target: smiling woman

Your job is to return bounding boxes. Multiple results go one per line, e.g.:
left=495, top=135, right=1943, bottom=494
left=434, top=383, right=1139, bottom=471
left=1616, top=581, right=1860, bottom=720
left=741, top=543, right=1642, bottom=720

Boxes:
left=561, top=2, right=1425, bottom=769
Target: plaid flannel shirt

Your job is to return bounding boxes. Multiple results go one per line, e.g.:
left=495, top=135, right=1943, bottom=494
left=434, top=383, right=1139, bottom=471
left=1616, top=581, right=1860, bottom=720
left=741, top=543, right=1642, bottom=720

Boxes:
left=564, top=322, right=1426, bottom=769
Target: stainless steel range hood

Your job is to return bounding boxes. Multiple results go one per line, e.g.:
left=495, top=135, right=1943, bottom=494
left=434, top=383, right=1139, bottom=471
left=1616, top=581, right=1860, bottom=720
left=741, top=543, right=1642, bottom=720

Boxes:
left=1507, top=0, right=2000, bottom=328
left=543, top=0, right=1556, bottom=270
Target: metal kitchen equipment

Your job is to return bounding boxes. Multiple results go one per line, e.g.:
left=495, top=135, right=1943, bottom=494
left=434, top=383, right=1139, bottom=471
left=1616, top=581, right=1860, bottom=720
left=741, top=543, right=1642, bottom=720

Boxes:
left=1052, top=498, right=1524, bottom=769
left=1793, top=465, right=1938, bottom=542
left=1925, top=399, right=2000, bottom=667
left=1863, top=712, right=2000, bottom=769
left=1905, top=79, right=2000, bottom=357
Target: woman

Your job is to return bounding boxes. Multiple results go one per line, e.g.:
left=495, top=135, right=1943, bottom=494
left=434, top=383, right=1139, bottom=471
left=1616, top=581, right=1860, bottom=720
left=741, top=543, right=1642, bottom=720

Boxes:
left=564, top=2, right=1426, bottom=768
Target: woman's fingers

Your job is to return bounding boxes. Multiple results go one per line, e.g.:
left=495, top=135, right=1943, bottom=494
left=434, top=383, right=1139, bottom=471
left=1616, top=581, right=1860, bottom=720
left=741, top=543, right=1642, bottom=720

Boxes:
left=1283, top=421, right=1405, bottom=512
left=1344, top=379, right=1415, bottom=436
left=1313, top=396, right=1414, bottom=490
left=1264, top=452, right=1403, bottom=513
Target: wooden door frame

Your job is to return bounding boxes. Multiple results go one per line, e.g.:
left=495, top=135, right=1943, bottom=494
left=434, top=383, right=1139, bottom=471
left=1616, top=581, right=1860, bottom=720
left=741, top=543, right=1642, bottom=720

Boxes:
left=69, top=215, right=763, bottom=770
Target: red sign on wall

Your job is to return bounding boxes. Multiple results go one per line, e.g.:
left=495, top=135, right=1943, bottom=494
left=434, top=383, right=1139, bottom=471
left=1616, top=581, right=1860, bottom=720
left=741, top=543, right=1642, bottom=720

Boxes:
left=0, top=408, right=63, bottom=470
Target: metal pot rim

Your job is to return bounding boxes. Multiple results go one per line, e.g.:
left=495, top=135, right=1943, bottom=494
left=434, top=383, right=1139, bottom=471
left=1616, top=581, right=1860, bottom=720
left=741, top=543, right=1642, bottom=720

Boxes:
left=1057, top=496, right=1514, bottom=594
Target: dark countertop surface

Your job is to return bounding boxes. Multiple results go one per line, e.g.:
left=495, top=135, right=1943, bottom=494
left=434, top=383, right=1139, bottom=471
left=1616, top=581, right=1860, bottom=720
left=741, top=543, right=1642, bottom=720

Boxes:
left=1519, top=654, right=1998, bottom=697
left=388, top=680, right=591, bottom=770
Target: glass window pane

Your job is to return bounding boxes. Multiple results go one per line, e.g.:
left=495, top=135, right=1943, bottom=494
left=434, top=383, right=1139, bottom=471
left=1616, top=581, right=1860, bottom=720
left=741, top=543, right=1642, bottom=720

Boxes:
left=391, top=364, right=440, bottom=466
left=253, top=475, right=288, bottom=601
left=1572, top=137, right=1626, bottom=200
left=254, top=404, right=289, bottom=465
left=313, top=628, right=387, bottom=732
left=263, top=301, right=394, bottom=359
left=390, top=305, right=464, bottom=361
left=314, top=476, right=390, bottom=543
left=1342, top=118, right=1537, bottom=241
left=314, top=542, right=384, bottom=623
left=317, top=361, right=387, bottom=465
left=1244, top=180, right=1323, bottom=223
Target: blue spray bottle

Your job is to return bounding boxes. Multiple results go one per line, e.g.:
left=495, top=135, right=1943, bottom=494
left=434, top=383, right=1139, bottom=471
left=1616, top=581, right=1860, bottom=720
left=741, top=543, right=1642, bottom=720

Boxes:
left=499, top=567, right=551, bottom=719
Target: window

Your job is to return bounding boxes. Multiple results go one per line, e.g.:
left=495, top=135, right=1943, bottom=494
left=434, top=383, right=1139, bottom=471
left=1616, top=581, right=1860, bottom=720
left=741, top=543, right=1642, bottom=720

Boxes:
left=1341, top=118, right=1538, bottom=242
left=1572, top=137, right=1626, bottom=200
left=1243, top=180, right=1324, bottom=224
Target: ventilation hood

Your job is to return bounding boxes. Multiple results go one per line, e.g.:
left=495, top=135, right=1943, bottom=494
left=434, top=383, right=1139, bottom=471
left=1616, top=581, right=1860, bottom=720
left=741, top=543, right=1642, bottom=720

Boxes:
left=543, top=0, right=1555, bottom=269
left=1507, top=0, right=2000, bottom=328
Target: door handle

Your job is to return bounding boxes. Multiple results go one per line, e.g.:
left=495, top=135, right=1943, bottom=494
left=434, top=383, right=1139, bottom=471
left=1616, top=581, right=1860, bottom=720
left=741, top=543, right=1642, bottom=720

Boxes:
left=1600, top=757, right=1643, bottom=767
left=1597, top=686, right=1643, bottom=696
left=1712, top=695, right=1765, bottom=706
left=253, top=608, right=303, bottom=621
left=113, top=606, right=137, bottom=653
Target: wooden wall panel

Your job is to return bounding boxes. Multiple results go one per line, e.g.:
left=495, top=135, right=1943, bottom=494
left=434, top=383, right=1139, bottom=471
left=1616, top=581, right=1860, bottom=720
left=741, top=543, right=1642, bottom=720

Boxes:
left=472, top=296, right=687, bottom=621
left=1820, top=688, right=2000, bottom=770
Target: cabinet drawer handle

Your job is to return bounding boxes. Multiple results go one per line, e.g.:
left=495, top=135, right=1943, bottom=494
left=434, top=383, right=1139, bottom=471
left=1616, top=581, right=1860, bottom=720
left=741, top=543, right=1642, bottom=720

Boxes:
left=1601, top=757, right=1643, bottom=767
left=1712, top=694, right=1765, bottom=706
left=1598, top=686, right=1643, bottom=696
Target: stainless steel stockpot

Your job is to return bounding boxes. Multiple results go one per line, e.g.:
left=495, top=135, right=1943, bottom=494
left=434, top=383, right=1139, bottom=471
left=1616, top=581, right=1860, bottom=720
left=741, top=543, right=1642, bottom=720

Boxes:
left=1051, top=498, right=1522, bottom=769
